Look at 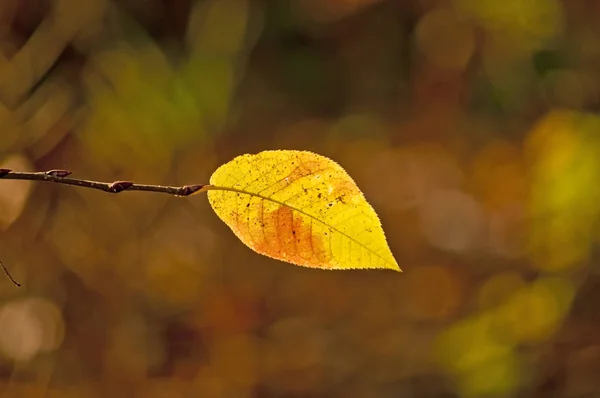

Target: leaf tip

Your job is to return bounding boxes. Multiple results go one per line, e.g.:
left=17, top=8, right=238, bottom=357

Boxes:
left=384, top=262, right=402, bottom=272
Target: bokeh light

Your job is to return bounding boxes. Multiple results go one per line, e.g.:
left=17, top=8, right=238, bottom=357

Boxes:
left=0, top=298, right=65, bottom=362
left=419, top=189, right=484, bottom=253
left=1, top=0, right=599, bottom=396
left=415, top=7, right=475, bottom=71
left=0, top=154, right=33, bottom=230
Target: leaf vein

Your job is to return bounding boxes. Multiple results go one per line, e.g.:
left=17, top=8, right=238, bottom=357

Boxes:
left=213, top=186, right=393, bottom=267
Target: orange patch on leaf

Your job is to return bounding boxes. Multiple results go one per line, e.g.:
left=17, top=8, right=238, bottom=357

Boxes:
left=286, top=160, right=323, bottom=181
left=330, top=178, right=359, bottom=204
left=241, top=206, right=332, bottom=268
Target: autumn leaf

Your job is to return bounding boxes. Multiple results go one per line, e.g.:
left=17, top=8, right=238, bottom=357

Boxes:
left=207, top=150, right=400, bottom=271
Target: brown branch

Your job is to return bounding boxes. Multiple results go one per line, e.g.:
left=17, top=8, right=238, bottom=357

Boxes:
left=0, top=169, right=211, bottom=196
left=0, top=168, right=213, bottom=288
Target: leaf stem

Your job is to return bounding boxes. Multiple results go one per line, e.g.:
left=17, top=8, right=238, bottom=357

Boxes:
left=0, top=169, right=211, bottom=196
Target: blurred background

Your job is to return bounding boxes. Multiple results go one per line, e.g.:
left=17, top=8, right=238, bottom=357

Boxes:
left=0, top=0, right=599, bottom=397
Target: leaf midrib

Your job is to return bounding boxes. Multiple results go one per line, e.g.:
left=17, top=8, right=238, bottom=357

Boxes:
left=208, top=185, right=397, bottom=269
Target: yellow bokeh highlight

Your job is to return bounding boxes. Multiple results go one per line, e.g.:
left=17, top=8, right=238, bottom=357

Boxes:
left=478, top=272, right=526, bottom=310
left=437, top=314, right=521, bottom=397
left=494, top=277, right=574, bottom=344
left=437, top=314, right=506, bottom=372
left=81, top=44, right=203, bottom=167
left=184, top=0, right=252, bottom=128
left=456, top=0, right=563, bottom=52
left=526, top=110, right=580, bottom=177
left=182, top=56, right=235, bottom=128
left=189, top=0, right=250, bottom=56
left=415, top=7, right=476, bottom=71
left=456, top=351, right=520, bottom=398
left=525, top=109, right=600, bottom=271
left=208, top=150, right=399, bottom=271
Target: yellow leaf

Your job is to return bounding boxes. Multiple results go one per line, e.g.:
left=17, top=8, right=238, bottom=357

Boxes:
left=207, top=150, right=399, bottom=271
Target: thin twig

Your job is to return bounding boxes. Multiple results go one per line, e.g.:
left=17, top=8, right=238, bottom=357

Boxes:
left=0, top=168, right=213, bottom=288
left=0, top=169, right=211, bottom=196
left=0, top=260, right=20, bottom=287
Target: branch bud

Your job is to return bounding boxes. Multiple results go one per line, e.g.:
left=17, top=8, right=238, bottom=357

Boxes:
left=177, top=184, right=205, bottom=196
left=45, top=169, right=72, bottom=177
left=108, top=181, right=134, bottom=193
